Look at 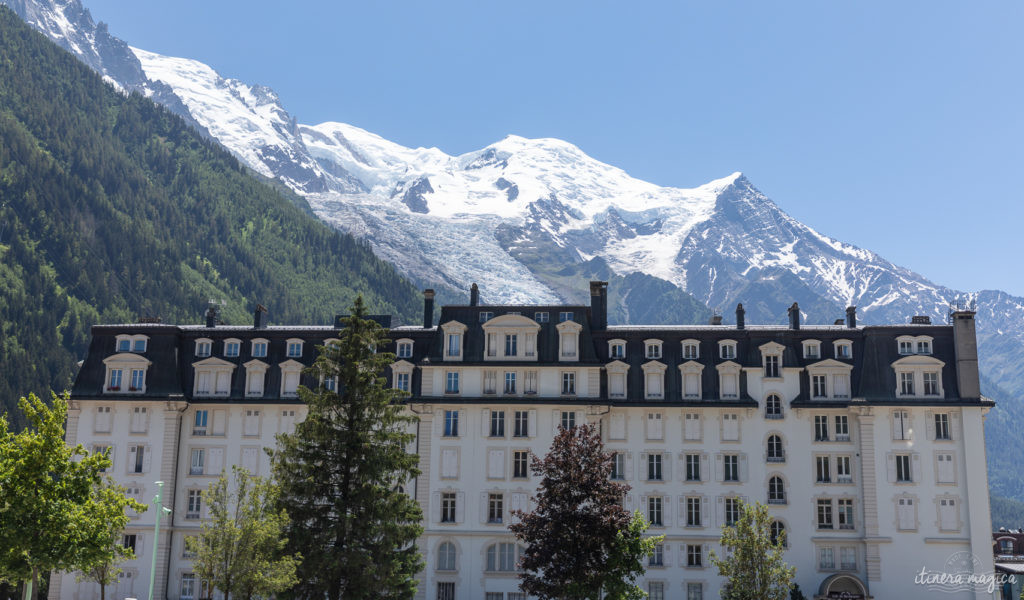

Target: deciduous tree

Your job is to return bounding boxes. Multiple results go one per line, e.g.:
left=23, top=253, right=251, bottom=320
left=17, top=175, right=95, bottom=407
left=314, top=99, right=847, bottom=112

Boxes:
left=710, top=499, right=795, bottom=600
left=272, top=298, right=423, bottom=600
left=76, top=479, right=147, bottom=600
left=510, top=424, right=660, bottom=600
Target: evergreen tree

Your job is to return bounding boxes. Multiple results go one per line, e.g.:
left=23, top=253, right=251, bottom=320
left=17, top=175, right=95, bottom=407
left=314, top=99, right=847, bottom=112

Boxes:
left=0, top=393, right=145, bottom=597
left=272, top=298, right=423, bottom=600
left=509, top=424, right=660, bottom=600
left=710, top=500, right=795, bottom=600
left=187, top=466, right=300, bottom=600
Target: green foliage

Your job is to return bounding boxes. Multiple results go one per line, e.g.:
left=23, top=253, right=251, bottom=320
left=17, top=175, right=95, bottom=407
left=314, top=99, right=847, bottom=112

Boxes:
left=0, top=392, right=145, bottom=592
left=186, top=466, right=300, bottom=600
left=710, top=500, right=795, bottom=600
left=0, top=6, right=421, bottom=426
left=76, top=479, right=146, bottom=600
left=789, top=583, right=807, bottom=600
left=991, top=495, right=1024, bottom=530
left=272, top=298, right=423, bottom=600
left=510, top=424, right=661, bottom=600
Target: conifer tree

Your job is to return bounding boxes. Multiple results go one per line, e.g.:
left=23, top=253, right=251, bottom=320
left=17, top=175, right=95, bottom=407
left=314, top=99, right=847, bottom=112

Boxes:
left=272, top=298, right=423, bottom=600
left=710, top=499, right=795, bottom=600
left=510, top=424, right=659, bottom=600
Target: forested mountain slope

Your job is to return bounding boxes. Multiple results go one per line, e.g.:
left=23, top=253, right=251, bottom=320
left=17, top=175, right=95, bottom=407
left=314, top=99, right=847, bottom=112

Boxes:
left=0, top=5, right=421, bottom=423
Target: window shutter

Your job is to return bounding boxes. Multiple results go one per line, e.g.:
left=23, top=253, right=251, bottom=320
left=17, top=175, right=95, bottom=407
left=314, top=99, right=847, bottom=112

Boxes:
left=662, top=453, right=672, bottom=482
left=701, top=497, right=709, bottom=527
left=479, top=492, right=489, bottom=524
left=676, top=454, right=686, bottom=481
left=715, top=454, right=724, bottom=482
left=639, top=453, right=648, bottom=479
left=455, top=492, right=465, bottom=523
left=442, top=449, right=457, bottom=479
left=552, top=410, right=561, bottom=434
left=716, top=497, right=724, bottom=526
left=663, top=544, right=672, bottom=567
left=624, top=494, right=634, bottom=512
left=624, top=452, right=634, bottom=481
left=142, top=447, right=151, bottom=473
left=951, top=412, right=961, bottom=440
left=701, top=454, right=709, bottom=481
left=457, top=410, right=465, bottom=436
left=488, top=450, right=505, bottom=479
left=528, top=410, right=537, bottom=437
left=891, top=412, right=901, bottom=440
left=212, top=410, right=225, bottom=435
left=433, top=409, right=443, bottom=436
left=663, top=497, right=672, bottom=524
left=482, top=409, right=491, bottom=437
left=208, top=448, right=224, bottom=475
left=128, top=445, right=137, bottom=473
left=887, top=455, right=897, bottom=483
left=925, top=411, right=935, bottom=441
left=242, top=448, right=259, bottom=474
left=677, top=497, right=686, bottom=527
left=432, top=492, right=441, bottom=522
left=739, top=454, right=748, bottom=482
left=610, top=413, right=626, bottom=440
left=576, top=411, right=584, bottom=428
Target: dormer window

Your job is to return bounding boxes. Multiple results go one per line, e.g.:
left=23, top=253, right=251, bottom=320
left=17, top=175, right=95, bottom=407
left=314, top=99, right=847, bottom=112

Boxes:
left=534, top=312, right=549, bottom=323
left=104, top=352, right=152, bottom=394
left=133, top=338, right=147, bottom=352
left=505, top=334, right=518, bottom=357
left=719, top=341, right=737, bottom=360
left=195, top=339, right=212, bottom=358
left=280, top=360, right=303, bottom=397
left=834, top=340, right=852, bottom=360
left=482, top=316, right=538, bottom=361
left=645, top=340, right=663, bottom=360
left=224, top=339, right=241, bottom=358
left=116, top=334, right=149, bottom=353
left=118, top=338, right=131, bottom=352
left=441, top=321, right=467, bottom=361
left=917, top=340, right=932, bottom=354
left=479, top=312, right=494, bottom=323
left=609, top=340, right=626, bottom=360
left=607, top=361, right=629, bottom=399
left=897, top=335, right=932, bottom=356
left=559, top=311, right=574, bottom=323
left=286, top=339, right=304, bottom=358
left=397, top=340, right=413, bottom=359
left=557, top=320, right=582, bottom=361
left=251, top=339, right=268, bottom=358
left=679, top=361, right=704, bottom=399
left=803, top=340, right=821, bottom=359
left=642, top=361, right=666, bottom=399
left=108, top=369, right=122, bottom=391
left=899, top=340, right=914, bottom=355
left=682, top=340, right=699, bottom=360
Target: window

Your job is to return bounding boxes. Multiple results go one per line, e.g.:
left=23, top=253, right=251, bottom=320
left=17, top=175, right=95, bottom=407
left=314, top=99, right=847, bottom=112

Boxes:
left=397, top=341, right=413, bottom=358
left=937, top=453, right=955, bottom=483
left=765, top=394, right=782, bottom=419
left=95, top=406, right=113, bottom=433
left=687, top=544, right=703, bottom=567
left=559, top=311, right=573, bottom=322
left=485, top=543, right=517, bottom=572
left=94, top=444, right=111, bottom=472
left=720, top=341, right=736, bottom=359
left=609, top=341, right=625, bottom=359
left=243, top=410, right=260, bottom=437
left=917, top=340, right=932, bottom=354
left=129, top=369, right=145, bottom=391
left=816, top=456, right=831, bottom=483
left=437, top=541, right=456, bottom=570
left=648, top=496, right=663, bottom=526
left=189, top=409, right=208, bottom=436
left=899, top=371, right=915, bottom=395
left=840, top=546, right=857, bottom=570
left=251, top=340, right=267, bottom=357
left=897, top=497, right=916, bottom=530
left=443, top=410, right=459, bottom=437
left=687, top=583, right=703, bottom=600
left=195, top=340, right=212, bottom=357
left=561, top=372, right=576, bottom=395
left=180, top=574, right=196, bottom=600
left=645, top=340, right=662, bottom=359
left=835, top=341, right=852, bottom=359
left=812, top=374, right=827, bottom=398
left=503, top=372, right=516, bottom=394
left=935, top=413, right=950, bottom=440
left=899, top=340, right=914, bottom=354
left=646, top=412, right=664, bottom=439
left=764, top=355, right=780, bottom=378
left=767, top=435, right=784, bottom=462
left=490, top=410, right=505, bottom=437
left=768, top=476, right=786, bottom=504
left=820, top=546, right=835, bottom=569
left=513, top=451, right=529, bottom=478
left=683, top=341, right=699, bottom=359
left=513, top=410, right=529, bottom=437
left=129, top=444, right=146, bottom=473
left=1001, top=539, right=1014, bottom=555
left=190, top=448, right=205, bottom=475
left=441, top=493, right=456, bottom=523
left=287, top=340, right=303, bottom=358
left=525, top=370, right=538, bottom=394
left=445, top=372, right=460, bottom=394
left=724, top=497, right=740, bottom=525
left=892, top=410, right=910, bottom=440
left=684, top=413, right=701, bottom=440
left=118, top=338, right=132, bottom=352
left=836, top=456, right=852, bottom=483
left=395, top=372, right=410, bottom=392
left=436, top=582, right=455, bottom=600
left=896, top=454, right=912, bottom=482
left=814, top=415, right=829, bottom=441
left=804, top=341, right=820, bottom=359
left=924, top=372, right=940, bottom=396
left=446, top=333, right=461, bottom=357
left=610, top=453, right=624, bottom=480
left=686, top=497, right=701, bottom=526
left=770, top=521, right=786, bottom=547
left=107, top=369, right=123, bottom=391
left=723, top=454, right=739, bottom=482
left=648, top=582, right=664, bottom=600
left=838, top=498, right=854, bottom=530
left=561, top=411, right=576, bottom=430
left=488, top=493, right=504, bottom=524
left=817, top=499, right=833, bottom=529
left=186, top=490, right=202, bottom=519
left=479, top=311, right=494, bottom=323
left=647, top=454, right=663, bottom=481
left=686, top=454, right=701, bottom=481
left=722, top=413, right=739, bottom=441
left=323, top=376, right=338, bottom=392
left=483, top=371, right=497, bottom=394
left=835, top=415, right=849, bottom=441
left=649, top=543, right=664, bottom=567
left=534, top=311, right=549, bottom=323
left=224, top=341, right=240, bottom=357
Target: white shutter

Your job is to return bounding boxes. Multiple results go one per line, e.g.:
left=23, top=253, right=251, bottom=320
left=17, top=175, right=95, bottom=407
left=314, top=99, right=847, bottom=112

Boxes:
left=663, top=497, right=672, bottom=524
left=723, top=374, right=737, bottom=397
left=892, top=412, right=902, bottom=440
left=197, top=372, right=210, bottom=394
left=663, top=453, right=672, bottom=482
left=700, top=454, right=709, bottom=481
left=685, top=373, right=699, bottom=397
left=457, top=410, right=465, bottom=437
left=676, top=454, right=687, bottom=481
left=715, top=454, right=724, bottom=482
left=488, top=450, right=505, bottom=479
left=677, top=497, right=686, bottom=527
left=610, top=373, right=624, bottom=397
left=480, top=492, right=489, bottom=524
left=716, top=497, right=724, bottom=526
left=887, top=455, right=897, bottom=483
left=215, top=371, right=230, bottom=394
left=552, top=410, right=562, bottom=433
left=142, top=446, right=151, bottom=473
left=938, top=454, right=955, bottom=483
left=208, top=448, right=224, bottom=474
left=951, top=412, right=961, bottom=440
left=610, top=413, right=626, bottom=440
left=482, top=409, right=491, bottom=437
left=241, top=447, right=259, bottom=474
left=739, top=454, right=748, bottom=482
left=455, top=492, right=465, bottom=523
left=701, top=497, right=709, bottom=527
left=212, top=410, right=225, bottom=435
left=432, top=492, right=441, bottom=522
left=128, top=446, right=137, bottom=473
left=441, top=448, right=458, bottom=479
left=576, top=411, right=584, bottom=428
left=624, top=452, right=634, bottom=480
left=925, top=411, right=935, bottom=441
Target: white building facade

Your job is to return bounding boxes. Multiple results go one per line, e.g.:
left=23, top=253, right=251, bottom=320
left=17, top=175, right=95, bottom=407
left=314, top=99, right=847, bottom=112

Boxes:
left=52, top=284, right=996, bottom=600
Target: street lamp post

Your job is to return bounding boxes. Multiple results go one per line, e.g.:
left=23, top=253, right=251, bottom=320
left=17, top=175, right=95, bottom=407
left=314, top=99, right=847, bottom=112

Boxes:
left=148, top=481, right=171, bottom=600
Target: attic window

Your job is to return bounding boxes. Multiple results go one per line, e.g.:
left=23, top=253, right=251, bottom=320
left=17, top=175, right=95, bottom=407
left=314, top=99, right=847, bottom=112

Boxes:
left=195, top=339, right=212, bottom=358
left=917, top=340, right=931, bottom=355
left=719, top=341, right=737, bottom=360
left=251, top=339, right=268, bottom=358
left=534, top=312, right=549, bottom=323
left=682, top=340, right=699, bottom=360
left=479, top=312, right=494, bottom=323
left=117, top=335, right=149, bottom=353
left=834, top=340, right=852, bottom=359
left=286, top=339, right=304, bottom=358
left=803, top=340, right=821, bottom=359
left=397, top=340, right=413, bottom=359
left=645, top=340, right=663, bottom=360
left=559, top=312, right=574, bottom=323
left=224, top=339, right=241, bottom=358
left=609, top=340, right=626, bottom=360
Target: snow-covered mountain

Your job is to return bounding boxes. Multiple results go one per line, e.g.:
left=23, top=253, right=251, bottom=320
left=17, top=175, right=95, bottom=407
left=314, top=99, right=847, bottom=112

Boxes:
left=6, top=0, right=1023, bottom=402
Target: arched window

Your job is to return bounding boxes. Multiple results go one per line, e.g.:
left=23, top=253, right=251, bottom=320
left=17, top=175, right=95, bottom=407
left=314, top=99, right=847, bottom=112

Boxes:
left=770, top=520, right=787, bottom=547
left=486, top=543, right=517, bottom=572
left=765, top=394, right=782, bottom=419
left=767, top=435, right=784, bottom=463
left=768, top=476, right=786, bottom=504
left=437, top=542, right=456, bottom=571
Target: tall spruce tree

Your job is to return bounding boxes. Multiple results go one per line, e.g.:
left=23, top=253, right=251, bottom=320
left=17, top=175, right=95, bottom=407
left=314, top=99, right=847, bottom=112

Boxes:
left=510, top=424, right=659, bottom=600
left=271, top=298, right=423, bottom=600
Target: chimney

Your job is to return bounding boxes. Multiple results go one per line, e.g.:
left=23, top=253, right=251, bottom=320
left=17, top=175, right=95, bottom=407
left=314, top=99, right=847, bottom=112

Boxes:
left=590, top=281, right=608, bottom=330
left=834, top=318, right=845, bottom=325
left=205, top=304, right=218, bottom=328
left=423, top=289, right=435, bottom=329
left=952, top=310, right=980, bottom=398
left=710, top=313, right=723, bottom=326
left=253, top=304, right=269, bottom=329
left=788, top=302, right=800, bottom=330
left=735, top=303, right=745, bottom=330
left=911, top=315, right=931, bottom=325
left=846, top=306, right=857, bottom=329
left=470, top=283, right=480, bottom=307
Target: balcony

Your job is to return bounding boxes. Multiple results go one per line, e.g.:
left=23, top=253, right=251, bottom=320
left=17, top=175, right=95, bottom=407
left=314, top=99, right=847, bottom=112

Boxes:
left=835, top=434, right=851, bottom=442
left=837, top=475, right=853, bottom=484
left=767, top=456, right=785, bottom=463
left=768, top=498, right=787, bottom=505
left=185, top=512, right=200, bottom=520
left=765, top=413, right=784, bottom=420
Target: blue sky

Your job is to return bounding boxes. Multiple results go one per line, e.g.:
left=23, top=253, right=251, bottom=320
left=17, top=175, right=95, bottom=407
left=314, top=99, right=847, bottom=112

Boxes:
left=84, top=0, right=1024, bottom=296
